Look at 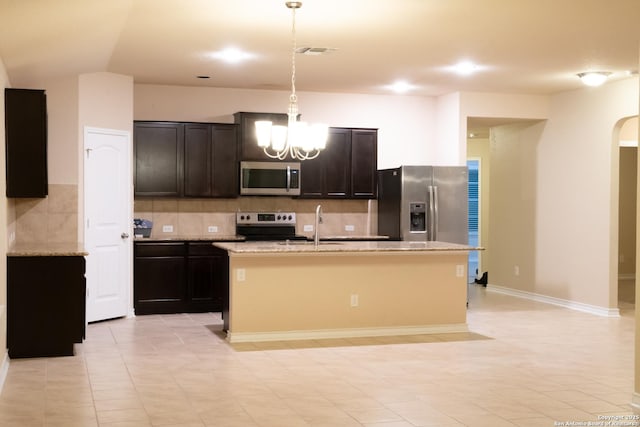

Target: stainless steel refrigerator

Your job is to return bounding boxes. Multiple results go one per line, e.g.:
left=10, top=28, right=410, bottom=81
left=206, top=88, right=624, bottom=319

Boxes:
left=377, top=165, right=468, bottom=244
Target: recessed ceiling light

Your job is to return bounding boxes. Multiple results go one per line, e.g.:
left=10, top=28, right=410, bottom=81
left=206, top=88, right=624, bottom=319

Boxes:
left=577, top=71, right=611, bottom=87
left=209, top=47, right=255, bottom=64
left=385, top=80, right=416, bottom=94
left=453, top=60, right=479, bottom=76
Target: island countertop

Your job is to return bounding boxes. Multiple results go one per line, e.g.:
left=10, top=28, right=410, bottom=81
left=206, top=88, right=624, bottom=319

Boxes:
left=214, top=240, right=480, bottom=254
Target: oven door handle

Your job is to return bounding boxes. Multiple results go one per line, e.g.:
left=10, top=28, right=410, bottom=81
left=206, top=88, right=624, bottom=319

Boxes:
left=286, top=165, right=291, bottom=192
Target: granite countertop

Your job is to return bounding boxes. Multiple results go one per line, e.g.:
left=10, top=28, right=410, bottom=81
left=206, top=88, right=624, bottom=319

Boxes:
left=318, top=235, right=389, bottom=241
left=8, top=242, right=88, bottom=257
left=134, top=235, right=389, bottom=242
left=134, top=235, right=245, bottom=242
left=214, top=240, right=481, bottom=254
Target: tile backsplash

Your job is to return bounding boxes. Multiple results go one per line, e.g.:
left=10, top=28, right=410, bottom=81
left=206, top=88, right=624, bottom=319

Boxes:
left=134, top=197, right=378, bottom=239
left=11, top=184, right=78, bottom=245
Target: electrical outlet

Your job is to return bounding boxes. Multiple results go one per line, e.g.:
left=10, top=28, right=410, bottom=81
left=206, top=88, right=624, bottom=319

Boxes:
left=237, top=269, right=246, bottom=282
left=162, top=225, right=173, bottom=233
left=304, top=224, right=314, bottom=232
left=9, top=231, right=15, bottom=244
left=350, top=294, right=359, bottom=307
left=456, top=265, right=465, bottom=277
left=345, top=225, right=355, bottom=232
left=514, top=265, right=520, bottom=276
left=208, top=226, right=218, bottom=233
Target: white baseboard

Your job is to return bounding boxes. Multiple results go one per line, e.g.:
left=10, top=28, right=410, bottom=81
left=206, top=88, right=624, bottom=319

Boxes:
left=487, top=284, right=620, bottom=317
left=0, top=351, right=9, bottom=394
left=226, top=323, right=469, bottom=343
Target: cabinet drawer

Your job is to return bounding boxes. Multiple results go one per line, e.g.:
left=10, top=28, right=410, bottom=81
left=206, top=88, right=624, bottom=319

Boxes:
left=188, top=242, right=228, bottom=256
left=135, top=242, right=186, bottom=257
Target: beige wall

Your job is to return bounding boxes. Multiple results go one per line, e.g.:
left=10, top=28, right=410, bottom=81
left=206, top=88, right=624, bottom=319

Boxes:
left=134, top=84, right=438, bottom=169
left=471, top=78, right=639, bottom=309
left=619, top=146, right=637, bottom=276
left=537, top=78, right=638, bottom=309
left=487, top=122, right=545, bottom=293
left=467, top=137, right=490, bottom=273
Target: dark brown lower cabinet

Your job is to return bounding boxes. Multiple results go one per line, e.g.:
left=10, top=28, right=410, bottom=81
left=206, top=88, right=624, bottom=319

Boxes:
left=134, top=241, right=228, bottom=315
left=7, top=255, right=86, bottom=358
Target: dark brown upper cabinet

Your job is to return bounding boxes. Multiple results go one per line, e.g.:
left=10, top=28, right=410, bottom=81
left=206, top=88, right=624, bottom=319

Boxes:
left=134, top=122, right=185, bottom=197
left=5, top=88, right=48, bottom=198
left=234, top=112, right=290, bottom=161
left=134, top=121, right=238, bottom=198
left=350, top=129, right=378, bottom=198
left=184, top=123, right=238, bottom=198
left=299, top=127, right=377, bottom=199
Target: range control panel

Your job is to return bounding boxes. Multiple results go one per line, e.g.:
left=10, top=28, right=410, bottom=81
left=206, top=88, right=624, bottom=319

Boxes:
left=236, top=212, right=296, bottom=226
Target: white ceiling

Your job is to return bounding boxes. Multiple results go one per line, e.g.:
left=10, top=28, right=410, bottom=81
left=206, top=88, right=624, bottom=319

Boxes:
left=1, top=0, right=639, bottom=98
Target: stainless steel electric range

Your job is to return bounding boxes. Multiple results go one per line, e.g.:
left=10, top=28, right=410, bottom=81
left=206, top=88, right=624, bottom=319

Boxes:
left=235, top=212, right=309, bottom=241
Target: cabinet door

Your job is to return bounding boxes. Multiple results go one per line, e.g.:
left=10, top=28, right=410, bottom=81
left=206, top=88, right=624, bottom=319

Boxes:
left=234, top=112, right=289, bottom=161
left=134, top=122, right=184, bottom=197
left=187, top=243, right=227, bottom=312
left=7, top=256, right=85, bottom=358
left=299, top=156, right=324, bottom=198
left=5, top=88, right=48, bottom=198
left=211, top=124, right=239, bottom=197
left=187, top=256, right=223, bottom=311
left=134, top=242, right=187, bottom=314
left=324, top=128, right=351, bottom=197
left=184, top=124, right=211, bottom=197
left=350, top=129, right=378, bottom=198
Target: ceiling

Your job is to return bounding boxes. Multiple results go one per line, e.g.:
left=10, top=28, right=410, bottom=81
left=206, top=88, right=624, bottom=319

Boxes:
left=1, top=0, right=639, bottom=99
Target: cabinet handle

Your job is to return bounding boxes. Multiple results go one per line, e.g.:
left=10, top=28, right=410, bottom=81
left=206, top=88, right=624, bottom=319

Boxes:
left=121, top=233, right=130, bottom=239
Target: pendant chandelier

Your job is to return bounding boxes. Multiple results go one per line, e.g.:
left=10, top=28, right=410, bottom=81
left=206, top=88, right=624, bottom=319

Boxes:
left=255, top=1, right=328, bottom=161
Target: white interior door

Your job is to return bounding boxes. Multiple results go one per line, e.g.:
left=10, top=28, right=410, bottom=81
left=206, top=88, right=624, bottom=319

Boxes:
left=84, top=127, right=132, bottom=322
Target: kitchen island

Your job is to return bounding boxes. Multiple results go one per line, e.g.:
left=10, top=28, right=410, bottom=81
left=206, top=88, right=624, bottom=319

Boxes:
left=214, top=240, right=477, bottom=343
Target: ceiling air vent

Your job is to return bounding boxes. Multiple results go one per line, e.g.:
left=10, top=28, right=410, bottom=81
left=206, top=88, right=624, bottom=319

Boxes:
left=295, top=47, right=337, bottom=55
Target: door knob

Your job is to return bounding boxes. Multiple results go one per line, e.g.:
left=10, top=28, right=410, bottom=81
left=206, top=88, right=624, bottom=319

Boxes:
left=121, top=232, right=129, bottom=239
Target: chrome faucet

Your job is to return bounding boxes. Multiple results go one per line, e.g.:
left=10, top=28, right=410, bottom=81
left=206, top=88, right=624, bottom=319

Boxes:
left=314, top=204, right=323, bottom=246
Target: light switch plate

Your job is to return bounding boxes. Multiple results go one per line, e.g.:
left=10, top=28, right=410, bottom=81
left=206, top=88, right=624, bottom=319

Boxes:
left=456, top=265, right=465, bottom=277
left=162, top=225, right=173, bottom=233
left=303, top=225, right=314, bottom=232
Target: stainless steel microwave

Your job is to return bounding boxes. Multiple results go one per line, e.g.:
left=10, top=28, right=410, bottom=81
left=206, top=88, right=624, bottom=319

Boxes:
left=240, top=161, right=301, bottom=196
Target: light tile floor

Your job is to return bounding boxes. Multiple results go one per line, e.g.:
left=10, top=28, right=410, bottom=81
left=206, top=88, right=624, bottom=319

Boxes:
left=0, top=284, right=635, bottom=426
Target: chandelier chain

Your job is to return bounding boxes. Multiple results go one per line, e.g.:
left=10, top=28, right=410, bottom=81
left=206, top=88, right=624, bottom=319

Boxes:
left=289, top=5, right=297, bottom=106
left=256, top=1, right=326, bottom=161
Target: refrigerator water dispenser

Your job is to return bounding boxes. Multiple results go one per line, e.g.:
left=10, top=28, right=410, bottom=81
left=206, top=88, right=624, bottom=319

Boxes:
left=409, top=203, right=426, bottom=232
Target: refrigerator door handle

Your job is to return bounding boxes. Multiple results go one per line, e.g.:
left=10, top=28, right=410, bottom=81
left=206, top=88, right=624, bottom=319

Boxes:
left=433, top=185, right=439, bottom=241
left=428, top=185, right=435, bottom=240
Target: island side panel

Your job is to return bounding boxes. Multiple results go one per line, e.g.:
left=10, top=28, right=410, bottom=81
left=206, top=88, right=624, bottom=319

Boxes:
left=227, top=251, right=467, bottom=340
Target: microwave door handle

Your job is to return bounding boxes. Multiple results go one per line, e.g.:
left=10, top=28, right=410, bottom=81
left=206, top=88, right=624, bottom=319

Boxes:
left=286, top=165, right=291, bottom=192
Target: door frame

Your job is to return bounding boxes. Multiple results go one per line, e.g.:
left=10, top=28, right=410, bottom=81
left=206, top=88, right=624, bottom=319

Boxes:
left=83, top=126, right=134, bottom=320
